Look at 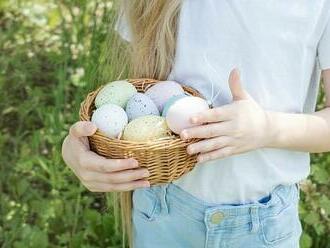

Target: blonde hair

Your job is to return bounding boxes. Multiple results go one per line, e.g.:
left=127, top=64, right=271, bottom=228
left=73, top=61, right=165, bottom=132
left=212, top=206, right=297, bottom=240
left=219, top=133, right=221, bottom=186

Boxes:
left=113, top=1, right=182, bottom=247
left=123, top=0, right=182, bottom=80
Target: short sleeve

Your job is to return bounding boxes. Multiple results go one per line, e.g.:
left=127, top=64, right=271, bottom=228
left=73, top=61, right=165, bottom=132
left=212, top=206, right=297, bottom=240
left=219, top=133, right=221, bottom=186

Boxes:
left=114, top=10, right=132, bottom=42
left=318, top=16, right=330, bottom=70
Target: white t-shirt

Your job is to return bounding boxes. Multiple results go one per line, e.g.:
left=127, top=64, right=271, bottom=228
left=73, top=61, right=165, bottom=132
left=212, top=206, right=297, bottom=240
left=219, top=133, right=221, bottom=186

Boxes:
left=116, top=0, right=330, bottom=204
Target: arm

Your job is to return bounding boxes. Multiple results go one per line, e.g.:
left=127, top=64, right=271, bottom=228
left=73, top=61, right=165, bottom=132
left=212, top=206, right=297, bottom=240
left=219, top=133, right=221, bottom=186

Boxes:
left=183, top=16, right=330, bottom=162
left=268, top=69, right=330, bottom=153
left=181, top=69, right=330, bottom=163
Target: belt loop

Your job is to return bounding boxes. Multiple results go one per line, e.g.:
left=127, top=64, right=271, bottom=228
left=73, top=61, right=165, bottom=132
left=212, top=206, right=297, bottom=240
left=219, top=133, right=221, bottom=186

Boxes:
left=250, top=206, right=260, bottom=233
left=160, top=184, right=169, bottom=215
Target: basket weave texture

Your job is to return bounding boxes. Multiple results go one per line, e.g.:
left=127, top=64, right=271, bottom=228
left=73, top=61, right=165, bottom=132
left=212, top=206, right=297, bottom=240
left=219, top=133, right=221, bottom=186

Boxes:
left=79, top=78, right=201, bottom=185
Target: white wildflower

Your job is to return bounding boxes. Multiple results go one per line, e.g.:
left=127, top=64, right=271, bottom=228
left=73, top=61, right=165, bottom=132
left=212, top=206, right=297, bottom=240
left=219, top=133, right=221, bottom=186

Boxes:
left=72, top=7, right=80, bottom=16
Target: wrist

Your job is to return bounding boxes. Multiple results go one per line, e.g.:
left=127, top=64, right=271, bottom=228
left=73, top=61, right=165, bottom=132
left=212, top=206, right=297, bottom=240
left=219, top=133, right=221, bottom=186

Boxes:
left=263, top=111, right=281, bottom=148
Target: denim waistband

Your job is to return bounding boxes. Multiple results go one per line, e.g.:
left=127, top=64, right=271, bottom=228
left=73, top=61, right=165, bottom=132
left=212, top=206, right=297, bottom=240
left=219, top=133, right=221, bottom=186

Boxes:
left=150, top=183, right=299, bottom=230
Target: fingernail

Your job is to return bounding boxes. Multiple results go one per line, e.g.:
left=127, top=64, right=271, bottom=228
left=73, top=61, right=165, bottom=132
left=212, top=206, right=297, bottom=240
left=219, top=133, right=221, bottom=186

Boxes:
left=187, top=146, right=194, bottom=155
left=130, top=159, right=139, bottom=167
left=191, top=117, right=198, bottom=124
left=143, top=182, right=150, bottom=187
left=142, top=170, right=150, bottom=177
left=87, top=122, right=97, bottom=132
left=181, top=130, right=188, bottom=140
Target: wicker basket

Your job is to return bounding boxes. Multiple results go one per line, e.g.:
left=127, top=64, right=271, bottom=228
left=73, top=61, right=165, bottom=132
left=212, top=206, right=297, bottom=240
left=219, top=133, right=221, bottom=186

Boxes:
left=79, top=78, right=202, bottom=185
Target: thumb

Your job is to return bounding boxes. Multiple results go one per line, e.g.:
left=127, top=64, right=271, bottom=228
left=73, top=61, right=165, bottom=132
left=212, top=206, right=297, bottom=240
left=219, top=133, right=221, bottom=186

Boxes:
left=69, top=121, right=97, bottom=138
left=229, top=68, right=249, bottom=101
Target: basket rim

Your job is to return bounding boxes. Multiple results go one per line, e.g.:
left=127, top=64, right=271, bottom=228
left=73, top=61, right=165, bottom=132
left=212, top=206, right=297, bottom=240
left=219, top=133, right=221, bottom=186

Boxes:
left=79, top=78, right=203, bottom=147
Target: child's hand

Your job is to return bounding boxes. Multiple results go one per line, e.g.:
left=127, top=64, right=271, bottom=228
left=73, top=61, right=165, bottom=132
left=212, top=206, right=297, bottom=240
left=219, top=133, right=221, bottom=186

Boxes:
left=62, top=121, right=150, bottom=192
left=181, top=69, right=272, bottom=163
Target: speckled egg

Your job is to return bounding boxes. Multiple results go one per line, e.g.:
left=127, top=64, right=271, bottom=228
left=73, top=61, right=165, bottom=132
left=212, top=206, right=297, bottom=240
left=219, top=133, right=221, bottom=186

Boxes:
left=145, top=81, right=185, bottom=112
left=95, top=80, right=137, bottom=108
left=165, top=96, right=209, bottom=134
left=126, top=93, right=160, bottom=121
left=91, top=103, right=128, bottom=138
left=122, top=115, right=170, bottom=142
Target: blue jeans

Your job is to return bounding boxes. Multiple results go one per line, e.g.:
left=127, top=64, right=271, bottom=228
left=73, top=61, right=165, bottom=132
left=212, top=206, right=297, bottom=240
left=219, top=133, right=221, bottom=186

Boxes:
left=132, top=183, right=302, bottom=248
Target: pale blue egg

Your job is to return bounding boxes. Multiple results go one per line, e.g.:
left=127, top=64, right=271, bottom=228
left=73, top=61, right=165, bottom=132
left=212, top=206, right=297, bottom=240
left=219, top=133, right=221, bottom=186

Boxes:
left=126, top=93, right=160, bottom=121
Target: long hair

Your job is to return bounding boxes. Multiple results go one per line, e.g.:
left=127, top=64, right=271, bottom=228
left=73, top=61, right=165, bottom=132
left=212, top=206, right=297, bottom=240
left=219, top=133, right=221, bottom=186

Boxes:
left=113, top=1, right=182, bottom=247
left=123, top=0, right=182, bottom=80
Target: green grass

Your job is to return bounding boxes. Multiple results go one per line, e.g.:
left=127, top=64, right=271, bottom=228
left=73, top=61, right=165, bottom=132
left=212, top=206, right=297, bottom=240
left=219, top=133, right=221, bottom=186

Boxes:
left=0, top=1, right=330, bottom=247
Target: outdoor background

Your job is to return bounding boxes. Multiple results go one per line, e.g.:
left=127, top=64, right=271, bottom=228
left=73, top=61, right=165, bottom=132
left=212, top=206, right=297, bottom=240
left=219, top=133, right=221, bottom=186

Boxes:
left=0, top=1, right=329, bottom=247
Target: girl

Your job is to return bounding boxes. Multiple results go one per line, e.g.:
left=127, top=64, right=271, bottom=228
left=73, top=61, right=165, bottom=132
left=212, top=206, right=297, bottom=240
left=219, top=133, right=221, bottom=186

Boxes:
left=62, top=1, right=330, bottom=247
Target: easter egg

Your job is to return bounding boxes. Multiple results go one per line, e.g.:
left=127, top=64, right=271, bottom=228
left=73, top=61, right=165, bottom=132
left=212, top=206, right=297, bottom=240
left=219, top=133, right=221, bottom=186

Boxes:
left=126, top=93, right=160, bottom=121
left=91, top=103, right=128, bottom=138
left=145, top=81, right=185, bottom=112
left=162, top=94, right=187, bottom=117
left=165, top=96, right=209, bottom=134
left=95, top=80, right=137, bottom=108
left=122, top=115, right=170, bottom=142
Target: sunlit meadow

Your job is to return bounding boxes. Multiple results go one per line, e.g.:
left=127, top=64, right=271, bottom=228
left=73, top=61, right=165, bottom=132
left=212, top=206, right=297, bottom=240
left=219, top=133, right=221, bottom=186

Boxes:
left=0, top=1, right=329, bottom=247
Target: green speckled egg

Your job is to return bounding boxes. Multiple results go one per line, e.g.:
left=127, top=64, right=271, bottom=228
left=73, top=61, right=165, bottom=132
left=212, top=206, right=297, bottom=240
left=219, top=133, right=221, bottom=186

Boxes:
left=122, top=115, right=170, bottom=142
left=95, top=80, right=137, bottom=108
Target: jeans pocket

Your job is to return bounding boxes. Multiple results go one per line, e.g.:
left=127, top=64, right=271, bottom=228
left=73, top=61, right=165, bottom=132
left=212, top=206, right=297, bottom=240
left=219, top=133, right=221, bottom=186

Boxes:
left=133, top=188, right=160, bottom=221
left=260, top=201, right=300, bottom=246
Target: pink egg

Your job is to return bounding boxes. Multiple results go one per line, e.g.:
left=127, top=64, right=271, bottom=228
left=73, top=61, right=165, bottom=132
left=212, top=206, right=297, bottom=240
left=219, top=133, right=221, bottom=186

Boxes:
left=145, top=81, right=185, bottom=112
left=165, top=96, right=209, bottom=134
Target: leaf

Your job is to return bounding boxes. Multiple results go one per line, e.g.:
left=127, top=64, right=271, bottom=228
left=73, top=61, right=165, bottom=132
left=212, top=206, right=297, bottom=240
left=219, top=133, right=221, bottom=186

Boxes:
left=314, top=224, right=325, bottom=236
left=312, top=167, right=329, bottom=184
left=29, top=228, right=49, bottom=248
left=319, top=195, right=330, bottom=215
left=300, top=233, right=312, bottom=248
left=303, top=212, right=320, bottom=225
left=16, top=180, right=29, bottom=196
left=2, top=106, right=17, bottom=115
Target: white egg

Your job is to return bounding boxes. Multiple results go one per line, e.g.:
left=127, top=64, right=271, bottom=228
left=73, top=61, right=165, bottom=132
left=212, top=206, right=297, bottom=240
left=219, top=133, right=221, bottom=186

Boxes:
left=165, top=96, right=209, bottom=134
left=162, top=94, right=187, bottom=117
left=95, top=80, right=137, bottom=108
left=91, top=103, right=128, bottom=138
left=145, top=81, right=185, bottom=112
left=122, top=115, right=170, bottom=142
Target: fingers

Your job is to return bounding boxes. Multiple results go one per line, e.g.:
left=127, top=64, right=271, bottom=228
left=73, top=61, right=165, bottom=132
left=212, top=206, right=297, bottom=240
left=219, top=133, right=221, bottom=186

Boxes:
left=79, top=151, right=139, bottom=173
left=187, top=136, right=231, bottom=155
left=76, top=153, right=151, bottom=192
left=229, top=68, right=251, bottom=101
left=79, top=168, right=150, bottom=184
left=86, top=180, right=150, bottom=192
left=190, top=105, right=234, bottom=125
left=229, top=68, right=245, bottom=101
left=197, top=146, right=235, bottom=163
left=70, top=121, right=97, bottom=138
left=181, top=122, right=232, bottom=140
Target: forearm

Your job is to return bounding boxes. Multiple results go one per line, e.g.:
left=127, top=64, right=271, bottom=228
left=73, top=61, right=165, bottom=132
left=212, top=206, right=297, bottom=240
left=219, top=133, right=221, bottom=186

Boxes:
left=266, top=108, right=330, bottom=153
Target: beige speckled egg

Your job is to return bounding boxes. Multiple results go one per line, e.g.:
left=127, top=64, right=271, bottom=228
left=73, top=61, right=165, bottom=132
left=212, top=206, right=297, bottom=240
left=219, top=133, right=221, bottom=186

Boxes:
left=122, top=115, right=170, bottom=142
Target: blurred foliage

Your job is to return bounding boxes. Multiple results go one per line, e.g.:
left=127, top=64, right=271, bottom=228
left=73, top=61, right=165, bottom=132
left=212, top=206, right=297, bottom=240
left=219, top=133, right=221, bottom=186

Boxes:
left=0, top=0, right=126, bottom=247
left=0, top=0, right=329, bottom=247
